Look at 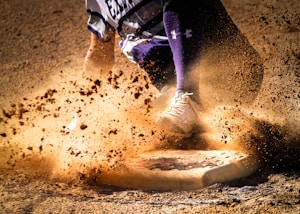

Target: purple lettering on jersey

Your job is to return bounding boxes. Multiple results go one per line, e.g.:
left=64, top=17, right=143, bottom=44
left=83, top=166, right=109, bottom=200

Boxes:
left=105, top=0, right=133, bottom=20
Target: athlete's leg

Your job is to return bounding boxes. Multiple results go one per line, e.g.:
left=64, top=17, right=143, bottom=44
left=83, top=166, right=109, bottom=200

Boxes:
left=83, top=32, right=115, bottom=80
left=163, top=0, right=238, bottom=101
left=163, top=0, right=205, bottom=102
left=160, top=0, right=235, bottom=136
left=159, top=0, right=208, bottom=136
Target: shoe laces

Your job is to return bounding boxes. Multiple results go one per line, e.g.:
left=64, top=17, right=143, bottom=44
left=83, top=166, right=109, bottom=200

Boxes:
left=166, top=92, right=193, bottom=118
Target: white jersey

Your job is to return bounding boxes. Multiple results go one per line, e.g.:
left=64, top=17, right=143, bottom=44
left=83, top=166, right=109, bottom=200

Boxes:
left=86, top=0, right=166, bottom=41
left=86, top=0, right=170, bottom=66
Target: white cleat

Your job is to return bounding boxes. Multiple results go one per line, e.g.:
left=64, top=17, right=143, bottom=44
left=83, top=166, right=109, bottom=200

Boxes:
left=159, top=91, right=199, bottom=137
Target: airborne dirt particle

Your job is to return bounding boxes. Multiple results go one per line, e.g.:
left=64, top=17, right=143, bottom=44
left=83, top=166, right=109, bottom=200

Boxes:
left=108, top=129, right=118, bottom=135
left=134, top=92, right=141, bottom=99
left=94, top=79, right=101, bottom=87
left=80, top=124, right=88, bottom=130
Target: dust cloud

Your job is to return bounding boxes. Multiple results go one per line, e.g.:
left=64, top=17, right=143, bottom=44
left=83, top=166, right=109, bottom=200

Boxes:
left=1, top=39, right=298, bottom=188
left=0, top=56, right=172, bottom=184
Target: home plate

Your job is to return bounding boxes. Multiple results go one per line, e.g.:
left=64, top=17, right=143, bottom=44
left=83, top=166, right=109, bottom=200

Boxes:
left=96, top=150, right=260, bottom=191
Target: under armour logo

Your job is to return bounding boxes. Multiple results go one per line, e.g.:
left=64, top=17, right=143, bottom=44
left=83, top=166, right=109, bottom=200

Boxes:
left=171, top=29, right=192, bottom=39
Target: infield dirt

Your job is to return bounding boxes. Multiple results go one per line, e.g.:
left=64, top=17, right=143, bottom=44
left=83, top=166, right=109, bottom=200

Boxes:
left=0, top=0, right=299, bottom=213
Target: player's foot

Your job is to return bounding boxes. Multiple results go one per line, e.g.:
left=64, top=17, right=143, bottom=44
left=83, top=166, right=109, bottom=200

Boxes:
left=159, top=91, right=199, bottom=136
left=83, top=33, right=114, bottom=80
left=83, top=48, right=105, bottom=80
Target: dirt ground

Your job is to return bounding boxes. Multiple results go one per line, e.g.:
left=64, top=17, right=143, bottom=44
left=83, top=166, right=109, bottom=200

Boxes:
left=0, top=0, right=299, bottom=213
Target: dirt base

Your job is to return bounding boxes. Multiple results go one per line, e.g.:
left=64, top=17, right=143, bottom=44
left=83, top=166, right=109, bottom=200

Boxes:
left=0, top=0, right=299, bottom=213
